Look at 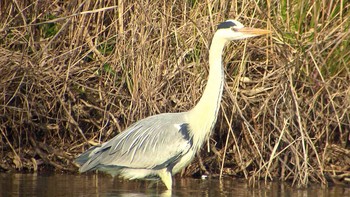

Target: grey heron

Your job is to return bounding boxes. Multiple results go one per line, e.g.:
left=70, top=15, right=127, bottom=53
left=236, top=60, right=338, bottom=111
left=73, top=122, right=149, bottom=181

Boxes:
left=75, top=19, right=271, bottom=190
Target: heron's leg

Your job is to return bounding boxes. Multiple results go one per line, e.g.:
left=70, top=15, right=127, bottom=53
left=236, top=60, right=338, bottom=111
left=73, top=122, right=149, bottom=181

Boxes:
left=147, top=180, right=158, bottom=188
left=158, top=169, right=172, bottom=190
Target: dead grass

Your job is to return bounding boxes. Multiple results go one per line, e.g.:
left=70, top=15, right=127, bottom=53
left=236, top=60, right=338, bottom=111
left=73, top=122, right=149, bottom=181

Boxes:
left=0, top=0, right=349, bottom=187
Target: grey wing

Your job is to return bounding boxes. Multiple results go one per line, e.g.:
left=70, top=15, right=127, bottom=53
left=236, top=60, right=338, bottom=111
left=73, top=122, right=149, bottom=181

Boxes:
left=79, top=113, right=192, bottom=172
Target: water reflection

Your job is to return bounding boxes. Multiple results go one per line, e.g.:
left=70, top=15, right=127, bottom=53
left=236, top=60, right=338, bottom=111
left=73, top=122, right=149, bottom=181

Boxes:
left=0, top=173, right=349, bottom=196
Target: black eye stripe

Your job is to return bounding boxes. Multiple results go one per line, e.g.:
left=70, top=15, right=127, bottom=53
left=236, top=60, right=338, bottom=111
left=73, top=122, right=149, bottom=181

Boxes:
left=217, top=21, right=236, bottom=29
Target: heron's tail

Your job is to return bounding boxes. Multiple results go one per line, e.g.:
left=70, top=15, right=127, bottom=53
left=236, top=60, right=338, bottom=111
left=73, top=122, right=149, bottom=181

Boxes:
left=75, top=146, right=100, bottom=166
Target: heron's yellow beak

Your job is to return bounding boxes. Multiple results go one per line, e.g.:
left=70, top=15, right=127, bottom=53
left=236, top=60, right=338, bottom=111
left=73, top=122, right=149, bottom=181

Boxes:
left=237, top=27, right=272, bottom=36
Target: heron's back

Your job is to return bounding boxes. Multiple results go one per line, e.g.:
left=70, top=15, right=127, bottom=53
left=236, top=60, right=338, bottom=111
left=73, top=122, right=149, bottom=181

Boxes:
left=75, top=112, right=194, bottom=176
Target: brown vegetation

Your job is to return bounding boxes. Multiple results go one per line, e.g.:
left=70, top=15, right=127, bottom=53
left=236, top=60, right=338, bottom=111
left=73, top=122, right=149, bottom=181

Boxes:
left=0, top=0, right=349, bottom=187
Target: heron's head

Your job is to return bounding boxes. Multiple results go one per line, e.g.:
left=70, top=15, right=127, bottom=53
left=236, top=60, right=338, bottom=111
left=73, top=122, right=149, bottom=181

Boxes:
left=215, top=19, right=271, bottom=41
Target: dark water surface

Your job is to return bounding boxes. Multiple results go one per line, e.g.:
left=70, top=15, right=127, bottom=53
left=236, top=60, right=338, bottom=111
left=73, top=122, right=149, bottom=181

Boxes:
left=0, top=173, right=349, bottom=197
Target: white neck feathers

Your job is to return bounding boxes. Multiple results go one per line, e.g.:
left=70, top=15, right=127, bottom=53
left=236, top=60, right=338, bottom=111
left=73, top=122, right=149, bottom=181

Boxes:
left=187, top=33, right=227, bottom=147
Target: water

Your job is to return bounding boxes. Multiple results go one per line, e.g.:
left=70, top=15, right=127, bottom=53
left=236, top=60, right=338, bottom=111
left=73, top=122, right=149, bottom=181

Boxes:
left=0, top=173, right=349, bottom=197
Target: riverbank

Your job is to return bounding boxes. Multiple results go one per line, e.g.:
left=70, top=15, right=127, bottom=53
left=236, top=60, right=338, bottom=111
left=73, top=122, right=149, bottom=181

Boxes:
left=1, top=0, right=349, bottom=187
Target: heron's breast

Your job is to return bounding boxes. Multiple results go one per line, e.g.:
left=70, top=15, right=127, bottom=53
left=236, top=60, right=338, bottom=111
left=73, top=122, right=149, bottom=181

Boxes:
left=171, top=148, right=196, bottom=174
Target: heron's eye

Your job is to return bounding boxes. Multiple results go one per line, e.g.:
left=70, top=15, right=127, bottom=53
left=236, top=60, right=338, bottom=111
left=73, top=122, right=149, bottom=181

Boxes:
left=231, top=27, right=238, bottom=32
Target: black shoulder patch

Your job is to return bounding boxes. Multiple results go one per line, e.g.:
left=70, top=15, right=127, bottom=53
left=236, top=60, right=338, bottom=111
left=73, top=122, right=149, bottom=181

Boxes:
left=217, top=21, right=236, bottom=29
left=179, top=123, right=193, bottom=146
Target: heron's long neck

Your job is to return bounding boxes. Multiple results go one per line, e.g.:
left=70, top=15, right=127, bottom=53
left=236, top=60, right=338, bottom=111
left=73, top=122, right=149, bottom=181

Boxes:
left=188, top=34, right=226, bottom=146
